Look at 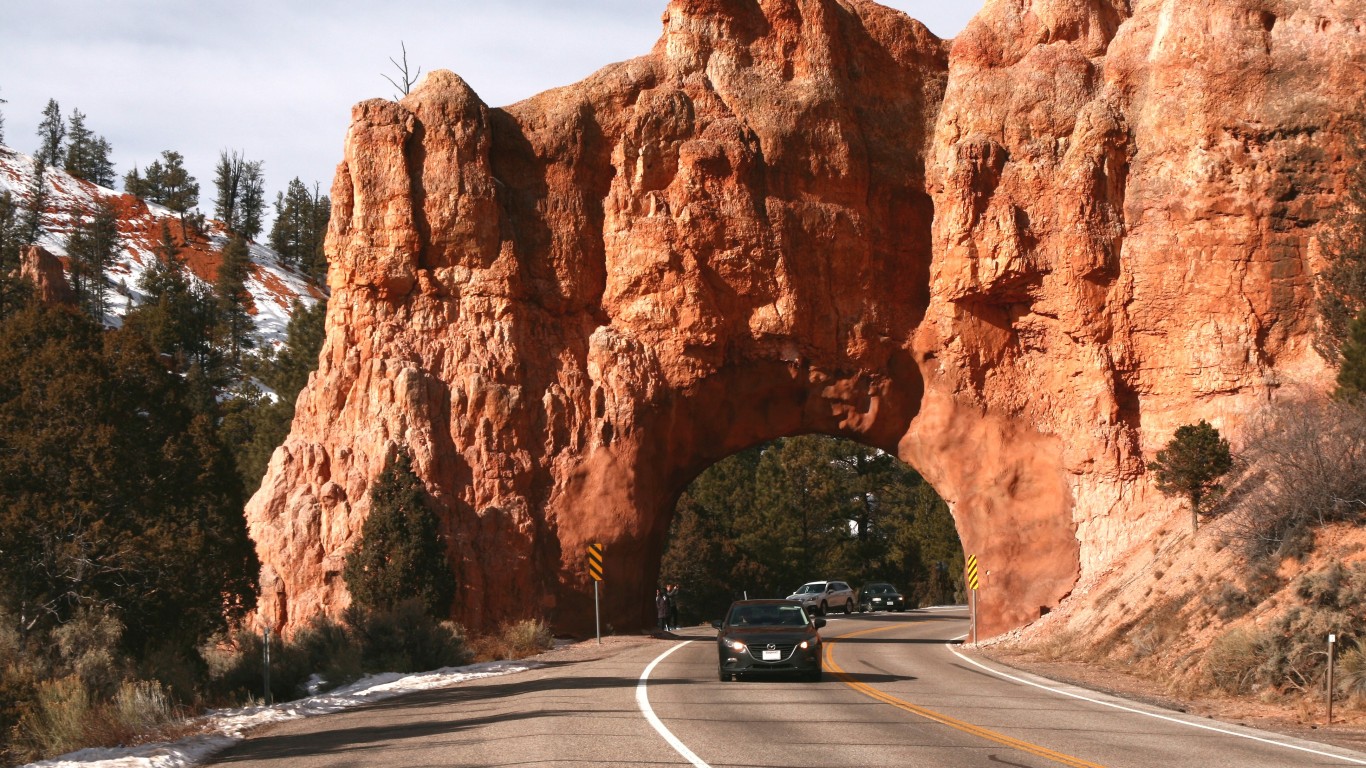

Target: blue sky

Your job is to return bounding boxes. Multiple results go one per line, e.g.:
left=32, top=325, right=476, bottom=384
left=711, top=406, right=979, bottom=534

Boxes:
left=0, top=1, right=982, bottom=210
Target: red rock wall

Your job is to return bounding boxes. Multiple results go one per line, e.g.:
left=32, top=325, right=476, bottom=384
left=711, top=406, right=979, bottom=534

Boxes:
left=246, top=0, right=1365, bottom=638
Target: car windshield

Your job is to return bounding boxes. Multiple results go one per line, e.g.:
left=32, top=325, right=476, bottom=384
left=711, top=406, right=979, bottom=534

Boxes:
left=794, top=584, right=825, bottom=594
left=729, top=605, right=809, bottom=626
left=867, top=585, right=892, bottom=594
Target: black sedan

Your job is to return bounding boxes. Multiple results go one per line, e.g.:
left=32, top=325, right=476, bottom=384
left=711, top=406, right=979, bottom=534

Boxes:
left=858, top=582, right=907, bottom=612
left=712, top=599, right=826, bottom=682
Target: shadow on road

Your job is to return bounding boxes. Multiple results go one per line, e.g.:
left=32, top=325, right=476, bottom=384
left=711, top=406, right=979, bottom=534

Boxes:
left=207, top=673, right=698, bottom=764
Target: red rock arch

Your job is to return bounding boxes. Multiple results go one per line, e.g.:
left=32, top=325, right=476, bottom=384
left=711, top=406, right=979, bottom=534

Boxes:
left=246, top=0, right=1349, bottom=639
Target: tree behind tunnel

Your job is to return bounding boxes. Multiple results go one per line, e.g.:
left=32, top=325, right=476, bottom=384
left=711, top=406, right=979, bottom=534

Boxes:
left=661, top=435, right=962, bottom=623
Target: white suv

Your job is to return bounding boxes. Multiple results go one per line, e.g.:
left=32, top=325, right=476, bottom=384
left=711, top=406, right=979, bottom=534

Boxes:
left=786, top=580, right=856, bottom=616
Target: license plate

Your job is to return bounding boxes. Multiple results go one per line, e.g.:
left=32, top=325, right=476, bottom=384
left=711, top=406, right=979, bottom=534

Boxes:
left=762, top=650, right=781, bottom=661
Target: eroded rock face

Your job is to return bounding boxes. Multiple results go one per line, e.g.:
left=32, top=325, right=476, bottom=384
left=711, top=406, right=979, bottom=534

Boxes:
left=246, top=0, right=1365, bottom=637
left=19, top=246, right=77, bottom=306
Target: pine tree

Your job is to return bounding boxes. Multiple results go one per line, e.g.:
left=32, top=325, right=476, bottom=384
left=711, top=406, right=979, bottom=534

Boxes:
left=156, top=151, right=198, bottom=221
left=66, top=198, right=120, bottom=321
left=343, top=451, right=455, bottom=617
left=0, top=192, right=30, bottom=320
left=0, top=85, right=7, bottom=145
left=213, top=234, right=255, bottom=369
left=20, top=160, right=48, bottom=244
left=217, top=296, right=327, bottom=492
left=214, top=151, right=265, bottom=238
left=124, top=223, right=217, bottom=374
left=0, top=301, right=258, bottom=656
left=90, top=137, right=116, bottom=188
left=34, top=99, right=65, bottom=168
left=63, top=111, right=116, bottom=188
left=269, top=178, right=329, bottom=276
left=1336, top=307, right=1366, bottom=400
left=238, top=161, right=266, bottom=240
left=1148, top=420, right=1233, bottom=534
left=122, top=166, right=145, bottom=197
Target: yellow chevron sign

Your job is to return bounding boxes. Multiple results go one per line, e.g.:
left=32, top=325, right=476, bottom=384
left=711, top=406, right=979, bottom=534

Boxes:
left=966, top=554, right=979, bottom=591
left=587, top=543, right=604, bottom=582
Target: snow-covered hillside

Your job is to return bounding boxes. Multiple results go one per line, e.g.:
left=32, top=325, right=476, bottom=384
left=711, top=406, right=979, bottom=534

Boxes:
left=0, top=145, right=325, bottom=348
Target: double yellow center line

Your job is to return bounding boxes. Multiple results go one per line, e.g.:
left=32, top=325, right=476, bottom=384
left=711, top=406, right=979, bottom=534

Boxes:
left=824, top=626, right=1106, bottom=768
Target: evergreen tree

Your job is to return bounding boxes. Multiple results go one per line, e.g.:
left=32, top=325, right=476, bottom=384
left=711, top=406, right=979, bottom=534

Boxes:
left=156, top=150, right=198, bottom=221
left=0, top=192, right=31, bottom=320
left=61, top=109, right=114, bottom=187
left=238, top=161, right=266, bottom=240
left=1149, top=420, right=1234, bottom=534
left=0, top=301, right=258, bottom=656
left=122, top=166, right=145, bottom=197
left=214, top=234, right=255, bottom=369
left=269, top=178, right=331, bottom=274
left=659, top=436, right=963, bottom=622
left=217, top=296, right=326, bottom=492
left=214, top=150, right=266, bottom=238
left=126, top=151, right=199, bottom=227
left=20, top=160, right=48, bottom=244
left=34, top=99, right=65, bottom=168
left=1336, top=307, right=1366, bottom=400
left=123, top=223, right=218, bottom=374
left=343, top=451, right=455, bottom=617
left=66, top=198, right=120, bottom=321
left=0, top=85, right=7, bottom=146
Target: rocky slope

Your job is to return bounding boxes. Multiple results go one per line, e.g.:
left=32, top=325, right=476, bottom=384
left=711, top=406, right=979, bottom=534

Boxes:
left=0, top=146, right=324, bottom=346
left=247, top=0, right=1366, bottom=638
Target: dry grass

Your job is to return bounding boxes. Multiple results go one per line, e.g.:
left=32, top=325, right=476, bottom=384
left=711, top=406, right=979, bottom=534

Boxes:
left=14, top=677, right=185, bottom=761
left=470, top=619, right=555, bottom=662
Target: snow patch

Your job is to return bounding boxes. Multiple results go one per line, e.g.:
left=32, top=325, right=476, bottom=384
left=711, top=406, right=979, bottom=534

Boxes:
left=24, top=660, right=540, bottom=768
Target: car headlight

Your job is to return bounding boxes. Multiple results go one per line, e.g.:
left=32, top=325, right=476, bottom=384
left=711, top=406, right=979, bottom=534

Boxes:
left=799, top=640, right=810, bottom=649
left=727, top=639, right=747, bottom=652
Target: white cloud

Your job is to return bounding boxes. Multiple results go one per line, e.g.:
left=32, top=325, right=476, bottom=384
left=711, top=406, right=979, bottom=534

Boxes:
left=0, top=1, right=981, bottom=215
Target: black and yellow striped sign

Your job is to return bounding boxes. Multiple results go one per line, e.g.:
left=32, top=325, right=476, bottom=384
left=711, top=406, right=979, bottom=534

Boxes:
left=966, top=554, right=979, bottom=591
left=587, top=542, right=604, bottom=582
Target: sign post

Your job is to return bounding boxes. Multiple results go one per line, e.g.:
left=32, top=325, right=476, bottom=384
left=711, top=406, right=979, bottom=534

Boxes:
left=966, top=554, right=980, bottom=645
left=262, top=625, right=273, bottom=705
left=1328, top=633, right=1337, bottom=724
left=587, top=543, right=604, bottom=645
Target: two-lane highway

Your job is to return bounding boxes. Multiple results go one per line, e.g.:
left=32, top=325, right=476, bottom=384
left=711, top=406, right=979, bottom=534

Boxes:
left=212, top=609, right=1366, bottom=767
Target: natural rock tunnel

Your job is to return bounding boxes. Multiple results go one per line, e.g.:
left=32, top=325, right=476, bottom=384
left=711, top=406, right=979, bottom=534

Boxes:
left=246, top=0, right=1359, bottom=639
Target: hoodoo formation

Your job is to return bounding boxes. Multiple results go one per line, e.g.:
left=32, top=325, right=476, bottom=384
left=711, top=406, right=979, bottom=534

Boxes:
left=246, top=0, right=1365, bottom=637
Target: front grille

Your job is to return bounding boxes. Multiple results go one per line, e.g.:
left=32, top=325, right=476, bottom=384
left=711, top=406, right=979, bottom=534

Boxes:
left=751, top=642, right=798, bottom=658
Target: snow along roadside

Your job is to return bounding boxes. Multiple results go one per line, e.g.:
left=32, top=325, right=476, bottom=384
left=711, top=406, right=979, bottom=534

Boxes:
left=25, top=660, right=542, bottom=768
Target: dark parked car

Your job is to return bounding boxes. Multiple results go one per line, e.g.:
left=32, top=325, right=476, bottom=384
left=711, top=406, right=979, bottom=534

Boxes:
left=712, top=599, right=826, bottom=682
left=858, top=582, right=907, bottom=612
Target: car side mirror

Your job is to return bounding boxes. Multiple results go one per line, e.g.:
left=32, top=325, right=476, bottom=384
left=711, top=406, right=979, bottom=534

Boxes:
left=813, top=618, right=827, bottom=629
left=710, top=619, right=723, bottom=630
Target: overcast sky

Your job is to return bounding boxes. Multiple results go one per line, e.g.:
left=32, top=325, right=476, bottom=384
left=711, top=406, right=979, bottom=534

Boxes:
left=1, top=1, right=981, bottom=212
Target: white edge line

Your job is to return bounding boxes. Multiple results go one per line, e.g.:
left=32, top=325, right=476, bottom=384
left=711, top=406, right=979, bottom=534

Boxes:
left=946, top=637, right=1366, bottom=766
left=638, top=640, right=711, bottom=768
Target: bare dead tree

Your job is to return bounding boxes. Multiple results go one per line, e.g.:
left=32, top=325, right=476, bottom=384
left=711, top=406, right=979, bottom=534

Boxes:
left=1220, top=398, right=1366, bottom=561
left=384, top=42, right=422, bottom=99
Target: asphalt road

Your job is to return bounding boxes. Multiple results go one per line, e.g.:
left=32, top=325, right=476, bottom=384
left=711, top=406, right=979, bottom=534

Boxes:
left=209, top=608, right=1366, bottom=767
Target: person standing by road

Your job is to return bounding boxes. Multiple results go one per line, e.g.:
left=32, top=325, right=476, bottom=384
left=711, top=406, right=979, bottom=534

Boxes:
left=666, top=583, right=680, bottom=630
left=655, top=586, right=670, bottom=632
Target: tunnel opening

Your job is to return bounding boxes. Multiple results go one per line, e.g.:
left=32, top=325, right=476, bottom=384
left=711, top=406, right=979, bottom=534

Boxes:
left=655, top=434, right=964, bottom=628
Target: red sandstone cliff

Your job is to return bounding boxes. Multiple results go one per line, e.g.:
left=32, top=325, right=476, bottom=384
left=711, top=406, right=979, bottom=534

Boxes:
left=246, top=0, right=1366, bottom=638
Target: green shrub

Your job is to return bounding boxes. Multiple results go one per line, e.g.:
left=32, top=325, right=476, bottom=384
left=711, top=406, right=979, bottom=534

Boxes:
left=345, top=598, right=470, bottom=673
